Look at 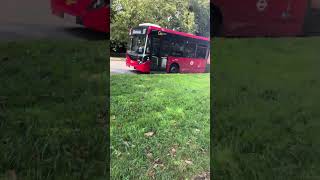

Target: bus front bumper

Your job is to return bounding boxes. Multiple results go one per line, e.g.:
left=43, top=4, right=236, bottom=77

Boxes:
left=126, top=58, right=150, bottom=73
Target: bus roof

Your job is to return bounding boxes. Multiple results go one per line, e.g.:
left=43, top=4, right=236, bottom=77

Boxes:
left=140, top=25, right=210, bottom=41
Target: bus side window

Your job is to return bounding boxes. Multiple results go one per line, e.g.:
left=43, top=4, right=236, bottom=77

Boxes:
left=171, top=42, right=183, bottom=57
left=146, top=39, right=150, bottom=54
left=160, top=36, right=171, bottom=57
left=172, top=50, right=183, bottom=57
left=151, top=38, right=160, bottom=55
left=171, top=36, right=184, bottom=57
left=184, top=41, right=196, bottom=58
left=196, top=45, right=208, bottom=59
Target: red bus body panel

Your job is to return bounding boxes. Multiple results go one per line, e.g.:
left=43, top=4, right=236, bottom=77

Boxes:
left=51, top=0, right=109, bottom=32
left=82, top=7, right=109, bottom=32
left=51, top=0, right=85, bottom=16
left=166, top=57, right=207, bottom=73
left=126, top=55, right=151, bottom=73
left=213, top=0, right=309, bottom=36
left=126, top=55, right=207, bottom=74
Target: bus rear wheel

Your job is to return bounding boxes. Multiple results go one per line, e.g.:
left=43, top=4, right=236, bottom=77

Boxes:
left=169, top=64, right=179, bottom=73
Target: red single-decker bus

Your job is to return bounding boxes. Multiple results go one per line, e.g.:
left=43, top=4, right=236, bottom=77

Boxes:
left=126, top=23, right=210, bottom=74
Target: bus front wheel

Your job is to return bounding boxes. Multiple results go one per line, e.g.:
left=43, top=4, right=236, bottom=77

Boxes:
left=169, top=64, right=179, bottom=73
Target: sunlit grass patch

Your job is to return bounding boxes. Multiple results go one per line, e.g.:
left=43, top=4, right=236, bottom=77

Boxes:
left=111, top=74, right=210, bottom=179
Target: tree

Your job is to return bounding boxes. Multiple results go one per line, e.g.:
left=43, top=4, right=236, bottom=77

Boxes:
left=189, top=0, right=210, bottom=37
left=110, top=0, right=196, bottom=48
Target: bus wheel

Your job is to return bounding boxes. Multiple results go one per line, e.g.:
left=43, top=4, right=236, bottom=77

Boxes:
left=169, top=64, right=179, bottom=73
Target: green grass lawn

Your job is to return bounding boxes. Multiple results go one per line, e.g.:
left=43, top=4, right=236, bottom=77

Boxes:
left=111, top=74, right=210, bottom=179
left=0, top=40, right=108, bottom=179
left=212, top=37, right=320, bottom=179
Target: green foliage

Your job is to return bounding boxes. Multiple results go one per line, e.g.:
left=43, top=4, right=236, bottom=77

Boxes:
left=111, top=0, right=209, bottom=47
left=189, top=0, right=210, bottom=37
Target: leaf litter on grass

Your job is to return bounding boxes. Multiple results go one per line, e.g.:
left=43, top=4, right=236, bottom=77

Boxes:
left=144, top=131, right=155, bottom=137
left=111, top=74, right=210, bottom=178
left=192, top=172, right=210, bottom=180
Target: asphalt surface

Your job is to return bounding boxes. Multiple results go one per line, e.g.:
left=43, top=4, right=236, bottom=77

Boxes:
left=110, top=57, right=138, bottom=75
left=110, top=57, right=172, bottom=75
left=0, top=0, right=106, bottom=41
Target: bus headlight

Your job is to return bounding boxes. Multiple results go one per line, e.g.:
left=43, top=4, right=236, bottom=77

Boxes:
left=143, top=56, right=149, bottom=62
left=137, top=56, right=149, bottom=64
left=137, top=56, right=143, bottom=64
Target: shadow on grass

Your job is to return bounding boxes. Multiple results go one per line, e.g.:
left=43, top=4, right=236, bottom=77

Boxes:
left=63, top=27, right=108, bottom=41
left=150, top=71, right=210, bottom=75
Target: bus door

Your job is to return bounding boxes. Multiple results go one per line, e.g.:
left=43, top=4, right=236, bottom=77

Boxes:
left=149, top=30, right=167, bottom=71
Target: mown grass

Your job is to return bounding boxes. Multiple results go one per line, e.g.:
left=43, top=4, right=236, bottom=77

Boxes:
left=212, top=37, right=320, bottom=179
left=111, top=74, right=210, bottom=179
left=0, top=40, right=108, bottom=179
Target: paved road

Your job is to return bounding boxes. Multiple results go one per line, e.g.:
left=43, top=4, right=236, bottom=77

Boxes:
left=110, top=58, right=138, bottom=75
left=110, top=57, right=170, bottom=75
left=0, top=0, right=106, bottom=41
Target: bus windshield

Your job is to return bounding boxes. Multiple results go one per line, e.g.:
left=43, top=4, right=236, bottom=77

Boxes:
left=128, top=35, right=147, bottom=54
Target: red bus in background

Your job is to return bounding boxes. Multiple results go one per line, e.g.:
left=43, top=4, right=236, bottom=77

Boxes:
left=211, top=0, right=320, bottom=36
left=126, top=23, right=210, bottom=74
left=51, top=0, right=109, bottom=32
